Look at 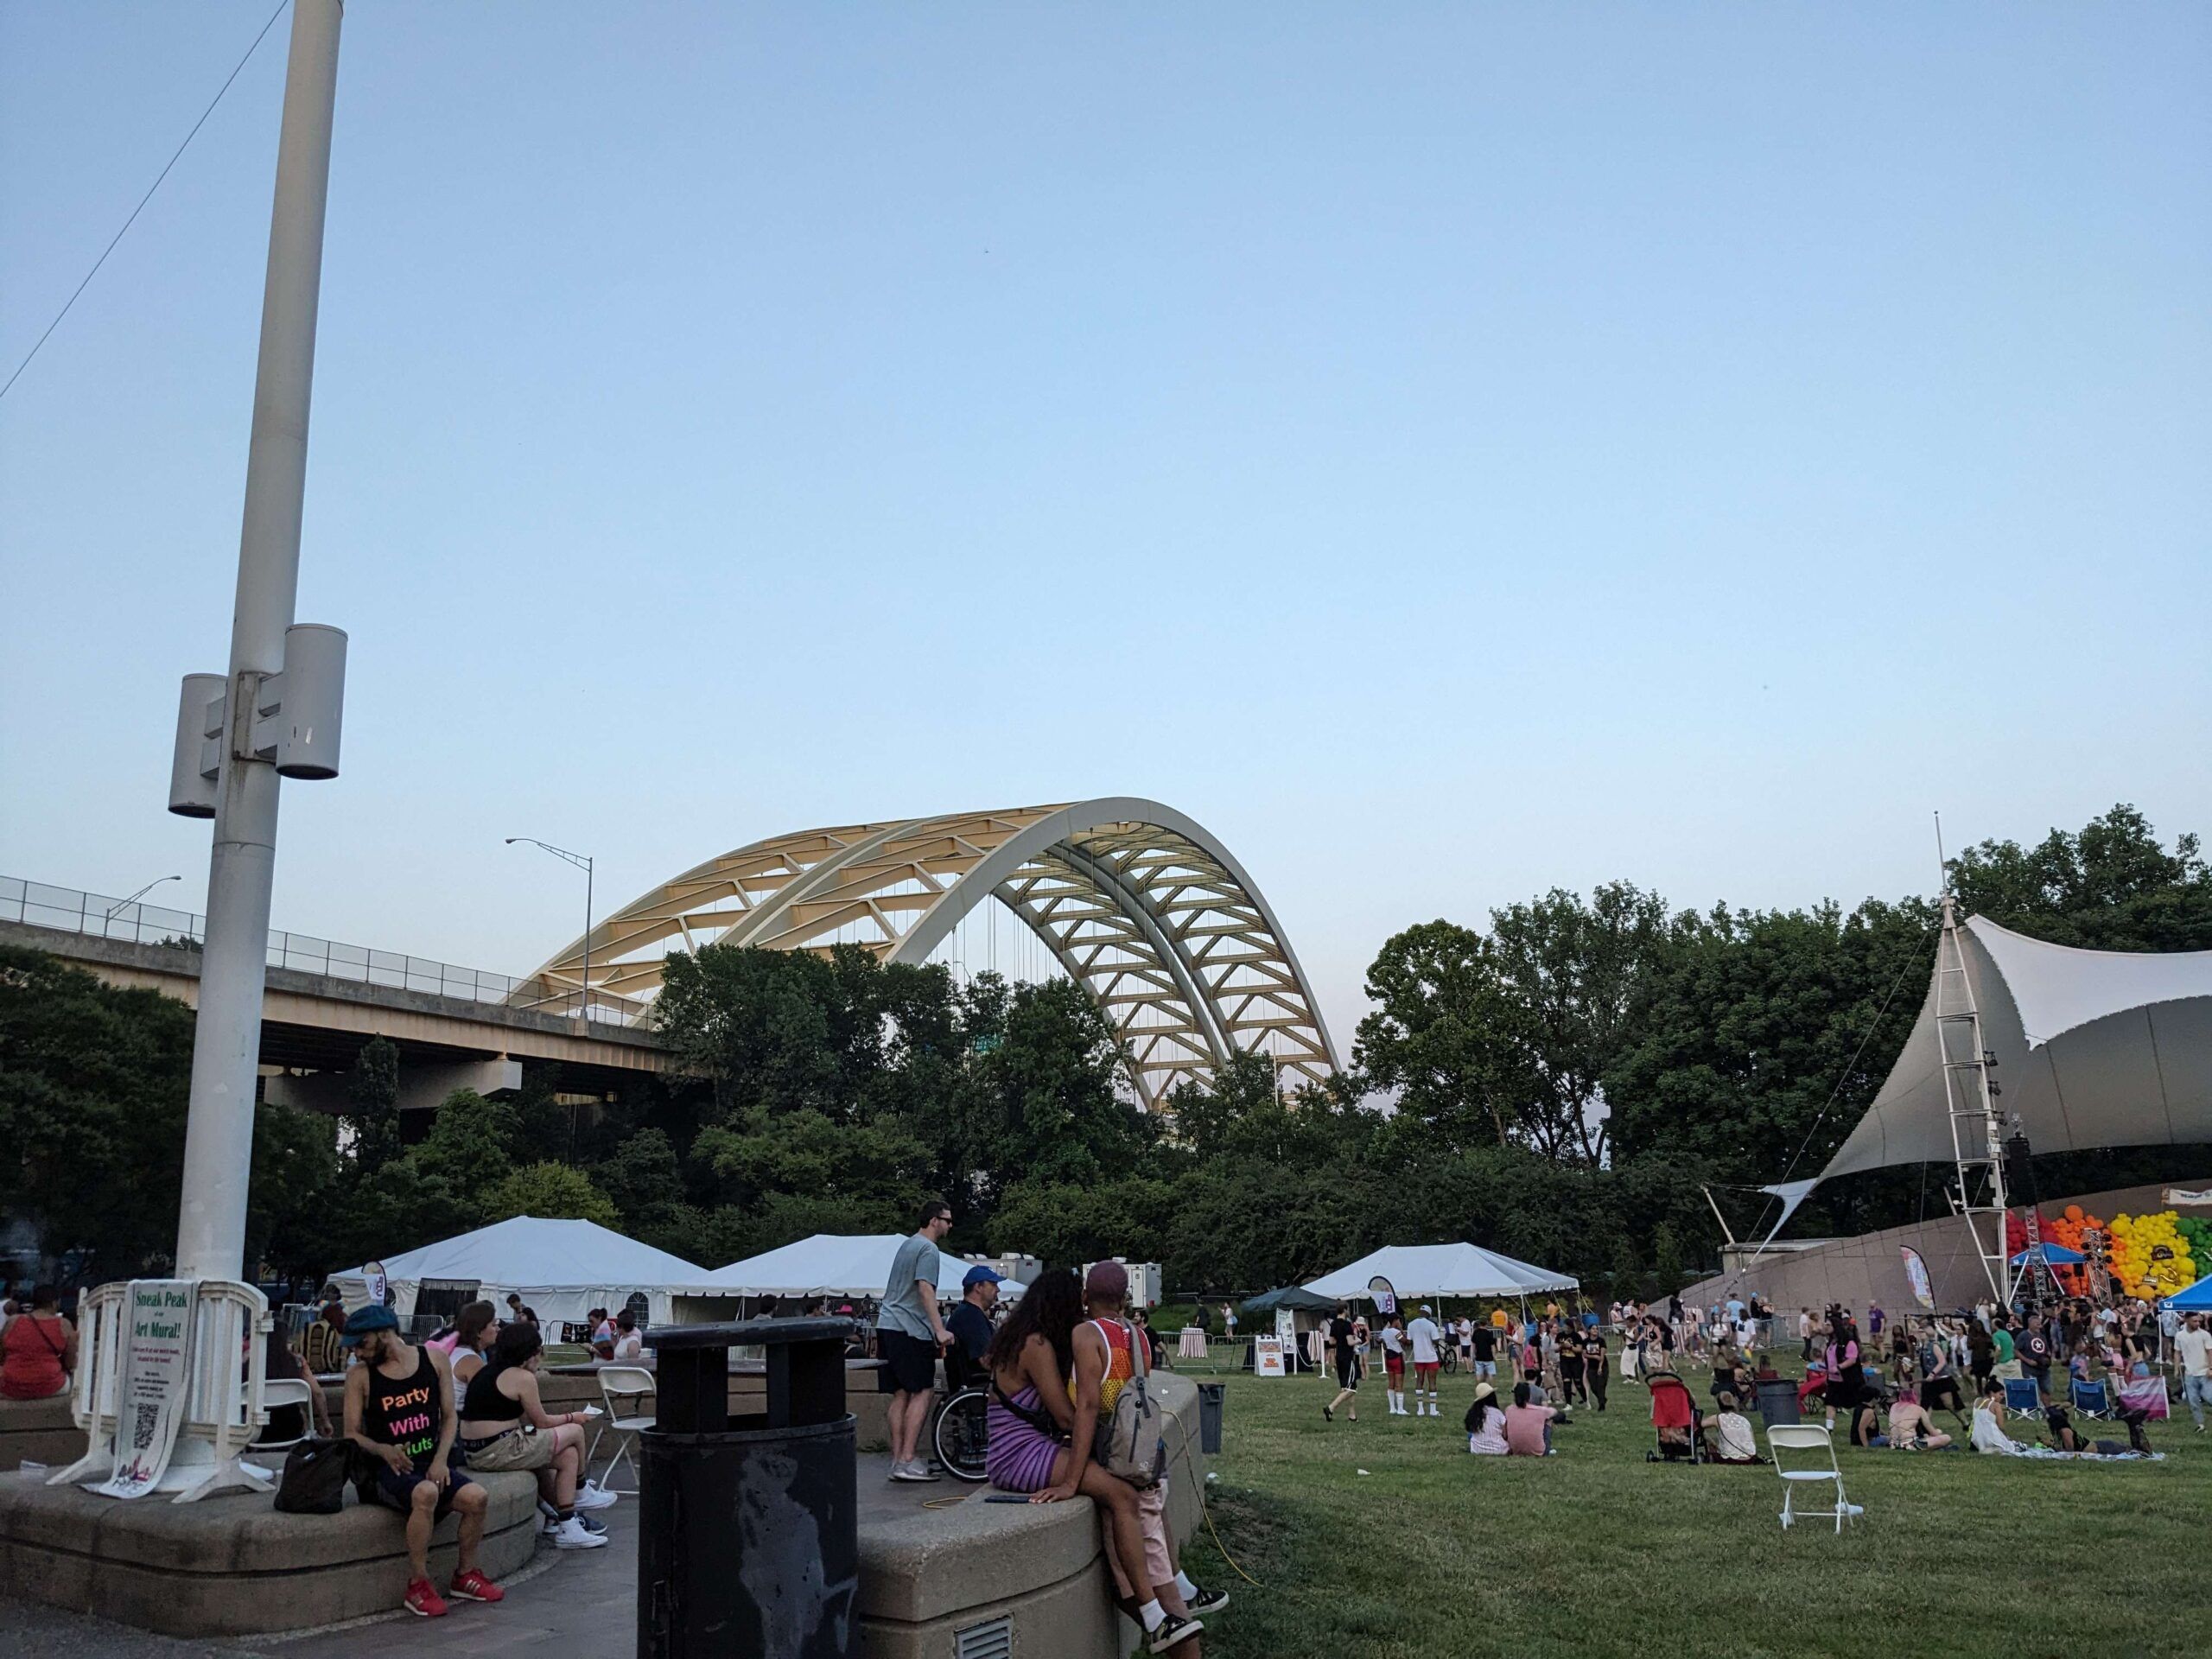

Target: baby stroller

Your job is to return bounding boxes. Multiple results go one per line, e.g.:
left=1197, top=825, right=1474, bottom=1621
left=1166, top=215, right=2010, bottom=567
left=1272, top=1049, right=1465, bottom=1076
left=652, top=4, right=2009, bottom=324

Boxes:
left=1647, top=1371, right=1703, bottom=1463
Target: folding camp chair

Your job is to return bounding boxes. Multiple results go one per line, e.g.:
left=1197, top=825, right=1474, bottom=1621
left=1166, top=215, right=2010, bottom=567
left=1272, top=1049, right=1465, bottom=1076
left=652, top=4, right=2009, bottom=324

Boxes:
left=2069, top=1378, right=2111, bottom=1420
left=2002, top=1377, right=2043, bottom=1418
left=1766, top=1424, right=1861, bottom=1532
left=587, top=1366, right=656, bottom=1493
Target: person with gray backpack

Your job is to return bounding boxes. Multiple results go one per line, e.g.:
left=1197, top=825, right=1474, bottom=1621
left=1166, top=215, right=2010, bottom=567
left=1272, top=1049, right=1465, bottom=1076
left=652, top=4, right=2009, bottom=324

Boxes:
left=1079, top=1262, right=1227, bottom=1652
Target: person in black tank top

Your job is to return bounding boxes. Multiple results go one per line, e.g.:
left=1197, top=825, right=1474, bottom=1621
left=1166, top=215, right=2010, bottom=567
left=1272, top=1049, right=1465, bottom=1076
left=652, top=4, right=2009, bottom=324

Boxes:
left=340, top=1306, right=502, bottom=1618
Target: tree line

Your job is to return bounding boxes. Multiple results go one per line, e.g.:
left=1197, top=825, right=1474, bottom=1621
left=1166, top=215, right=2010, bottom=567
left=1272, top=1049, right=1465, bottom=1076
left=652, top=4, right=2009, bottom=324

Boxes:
left=2, top=804, right=2205, bottom=1299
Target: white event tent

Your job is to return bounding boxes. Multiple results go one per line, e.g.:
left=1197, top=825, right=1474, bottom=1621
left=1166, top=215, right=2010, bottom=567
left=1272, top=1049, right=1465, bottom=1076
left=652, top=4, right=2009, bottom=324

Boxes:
left=716, top=1233, right=1001, bottom=1304
left=340, top=1216, right=734, bottom=1329
left=1305, top=1243, right=1579, bottom=1302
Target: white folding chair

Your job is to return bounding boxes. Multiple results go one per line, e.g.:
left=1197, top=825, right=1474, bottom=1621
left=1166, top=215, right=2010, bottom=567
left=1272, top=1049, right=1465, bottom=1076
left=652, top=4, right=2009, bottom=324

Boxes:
left=587, top=1366, right=656, bottom=1493
left=1767, top=1424, right=1861, bottom=1532
left=245, top=1377, right=319, bottom=1471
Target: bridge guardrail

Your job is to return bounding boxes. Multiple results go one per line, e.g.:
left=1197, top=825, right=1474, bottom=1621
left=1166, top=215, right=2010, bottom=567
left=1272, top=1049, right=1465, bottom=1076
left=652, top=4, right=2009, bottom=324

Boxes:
left=1, top=874, right=647, bottom=1026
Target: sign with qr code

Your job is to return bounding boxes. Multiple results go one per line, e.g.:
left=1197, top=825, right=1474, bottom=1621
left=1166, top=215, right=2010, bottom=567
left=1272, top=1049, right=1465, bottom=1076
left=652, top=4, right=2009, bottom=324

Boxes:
left=90, top=1281, right=196, bottom=1500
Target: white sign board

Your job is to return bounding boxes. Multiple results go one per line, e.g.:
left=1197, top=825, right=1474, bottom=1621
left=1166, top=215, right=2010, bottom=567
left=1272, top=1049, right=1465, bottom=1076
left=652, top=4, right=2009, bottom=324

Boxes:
left=1253, top=1335, right=1287, bottom=1377
left=91, top=1280, right=195, bottom=1500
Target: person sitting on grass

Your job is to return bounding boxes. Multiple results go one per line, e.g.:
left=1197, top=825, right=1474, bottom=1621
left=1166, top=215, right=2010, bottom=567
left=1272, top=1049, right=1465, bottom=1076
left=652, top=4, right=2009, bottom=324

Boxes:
left=1706, top=1390, right=1764, bottom=1464
left=983, top=1268, right=1201, bottom=1653
left=1504, top=1381, right=1556, bottom=1457
left=454, top=1319, right=613, bottom=1550
left=1885, top=1385, right=1954, bottom=1450
left=1850, top=1388, right=1888, bottom=1448
left=1465, top=1382, right=1509, bottom=1455
left=339, top=1304, right=504, bottom=1619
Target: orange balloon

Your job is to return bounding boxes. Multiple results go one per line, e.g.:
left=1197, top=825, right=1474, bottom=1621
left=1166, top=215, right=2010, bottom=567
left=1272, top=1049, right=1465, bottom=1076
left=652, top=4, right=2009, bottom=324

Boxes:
left=2065, top=1205, right=2084, bottom=1223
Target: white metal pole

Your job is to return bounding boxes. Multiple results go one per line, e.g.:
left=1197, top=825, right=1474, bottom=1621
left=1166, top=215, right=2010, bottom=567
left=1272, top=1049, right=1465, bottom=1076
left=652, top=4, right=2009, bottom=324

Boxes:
left=175, top=0, right=343, bottom=1281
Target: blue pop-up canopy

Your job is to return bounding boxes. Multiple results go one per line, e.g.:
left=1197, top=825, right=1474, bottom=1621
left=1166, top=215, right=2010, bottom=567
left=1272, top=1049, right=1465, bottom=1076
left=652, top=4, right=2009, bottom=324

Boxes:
left=2159, top=1273, right=2212, bottom=1313
left=2009, top=1243, right=2087, bottom=1267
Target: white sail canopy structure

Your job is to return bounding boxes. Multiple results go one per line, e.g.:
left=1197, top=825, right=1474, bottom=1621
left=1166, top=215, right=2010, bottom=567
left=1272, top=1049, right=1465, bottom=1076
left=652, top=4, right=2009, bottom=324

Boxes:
left=1810, top=916, right=2212, bottom=1185
left=1305, top=1243, right=1578, bottom=1300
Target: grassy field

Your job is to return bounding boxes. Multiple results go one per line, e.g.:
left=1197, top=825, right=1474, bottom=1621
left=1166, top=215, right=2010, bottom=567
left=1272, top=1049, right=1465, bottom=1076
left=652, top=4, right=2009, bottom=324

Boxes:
left=1181, top=1358, right=2209, bottom=1659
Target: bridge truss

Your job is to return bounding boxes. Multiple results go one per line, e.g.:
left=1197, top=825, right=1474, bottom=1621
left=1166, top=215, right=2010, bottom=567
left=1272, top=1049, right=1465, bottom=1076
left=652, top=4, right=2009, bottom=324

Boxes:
left=517, top=798, right=1338, bottom=1108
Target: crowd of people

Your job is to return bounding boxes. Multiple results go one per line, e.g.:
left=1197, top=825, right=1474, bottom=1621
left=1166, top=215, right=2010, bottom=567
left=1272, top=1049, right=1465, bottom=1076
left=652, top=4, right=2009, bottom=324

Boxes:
left=1282, top=1279, right=2209, bottom=1475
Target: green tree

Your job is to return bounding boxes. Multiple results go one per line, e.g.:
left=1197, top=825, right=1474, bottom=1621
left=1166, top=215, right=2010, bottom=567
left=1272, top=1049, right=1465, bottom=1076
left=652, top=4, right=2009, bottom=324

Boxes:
left=480, top=1162, right=620, bottom=1227
left=343, top=1036, right=404, bottom=1174
left=0, top=947, right=193, bottom=1276
left=1951, top=803, right=2212, bottom=950
left=1354, top=921, right=1542, bottom=1152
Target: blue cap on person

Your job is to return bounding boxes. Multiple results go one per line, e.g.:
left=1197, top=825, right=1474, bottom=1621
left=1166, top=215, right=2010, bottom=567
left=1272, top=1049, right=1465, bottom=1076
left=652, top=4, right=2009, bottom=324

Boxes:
left=963, top=1265, right=1004, bottom=1290
left=340, top=1304, right=398, bottom=1344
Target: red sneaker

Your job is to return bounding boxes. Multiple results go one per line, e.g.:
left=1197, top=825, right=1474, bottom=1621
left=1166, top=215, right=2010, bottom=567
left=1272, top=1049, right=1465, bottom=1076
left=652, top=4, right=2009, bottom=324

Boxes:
left=404, top=1577, right=449, bottom=1618
left=450, top=1567, right=505, bottom=1604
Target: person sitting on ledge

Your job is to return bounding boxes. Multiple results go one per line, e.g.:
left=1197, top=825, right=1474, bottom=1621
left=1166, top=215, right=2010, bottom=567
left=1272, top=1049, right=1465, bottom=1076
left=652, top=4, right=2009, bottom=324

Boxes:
left=984, top=1268, right=1203, bottom=1653
left=340, top=1305, right=505, bottom=1619
left=1084, top=1263, right=1225, bottom=1643
left=456, top=1319, right=613, bottom=1550
left=303, top=1295, right=347, bottom=1376
left=0, top=1284, right=75, bottom=1401
left=610, top=1308, right=645, bottom=1362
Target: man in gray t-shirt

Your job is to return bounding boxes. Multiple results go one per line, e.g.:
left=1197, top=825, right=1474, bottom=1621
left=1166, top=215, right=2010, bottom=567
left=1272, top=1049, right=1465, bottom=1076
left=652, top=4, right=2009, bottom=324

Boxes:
left=877, top=1199, right=956, bottom=1481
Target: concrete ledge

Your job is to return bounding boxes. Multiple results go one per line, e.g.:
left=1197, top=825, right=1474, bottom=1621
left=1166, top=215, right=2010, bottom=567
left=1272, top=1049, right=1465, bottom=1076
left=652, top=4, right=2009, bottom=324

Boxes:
left=855, top=1372, right=1205, bottom=1657
left=0, top=1395, right=86, bottom=1471
left=0, top=1466, right=539, bottom=1637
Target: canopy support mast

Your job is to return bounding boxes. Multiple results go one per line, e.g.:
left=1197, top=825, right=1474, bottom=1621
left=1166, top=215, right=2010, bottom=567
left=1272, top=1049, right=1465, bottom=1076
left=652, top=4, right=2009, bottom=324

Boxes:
left=1935, top=894, right=2012, bottom=1304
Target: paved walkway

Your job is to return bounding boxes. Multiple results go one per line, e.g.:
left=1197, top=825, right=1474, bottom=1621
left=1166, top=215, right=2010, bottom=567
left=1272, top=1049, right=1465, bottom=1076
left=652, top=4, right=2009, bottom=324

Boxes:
left=0, top=1453, right=969, bottom=1659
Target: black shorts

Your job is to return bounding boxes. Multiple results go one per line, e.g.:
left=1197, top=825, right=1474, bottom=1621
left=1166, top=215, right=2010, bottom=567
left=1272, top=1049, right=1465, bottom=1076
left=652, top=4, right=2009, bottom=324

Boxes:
left=371, top=1459, right=474, bottom=1521
left=877, top=1328, right=939, bottom=1395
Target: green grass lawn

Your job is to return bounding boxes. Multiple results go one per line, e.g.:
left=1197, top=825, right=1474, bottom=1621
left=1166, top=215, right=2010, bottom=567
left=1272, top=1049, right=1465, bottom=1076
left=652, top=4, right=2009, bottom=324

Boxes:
left=1182, top=1361, right=2209, bottom=1659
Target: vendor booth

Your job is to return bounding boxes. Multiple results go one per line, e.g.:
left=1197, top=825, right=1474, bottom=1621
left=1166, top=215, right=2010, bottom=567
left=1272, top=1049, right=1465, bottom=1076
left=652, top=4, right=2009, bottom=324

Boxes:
left=338, top=1215, right=733, bottom=1331
left=1305, top=1242, right=1580, bottom=1303
left=715, top=1233, right=1003, bottom=1308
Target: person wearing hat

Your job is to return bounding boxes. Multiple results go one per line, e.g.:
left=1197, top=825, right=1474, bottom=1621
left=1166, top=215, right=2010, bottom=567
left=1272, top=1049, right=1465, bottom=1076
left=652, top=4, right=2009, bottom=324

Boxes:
left=945, top=1264, right=1004, bottom=1391
left=339, top=1304, right=505, bottom=1618
left=1465, top=1382, right=1508, bottom=1454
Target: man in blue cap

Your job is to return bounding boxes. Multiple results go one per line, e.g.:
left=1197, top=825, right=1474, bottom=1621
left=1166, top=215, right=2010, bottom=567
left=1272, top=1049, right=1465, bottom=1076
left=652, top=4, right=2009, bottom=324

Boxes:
left=944, top=1264, right=1004, bottom=1391
left=340, top=1303, right=501, bottom=1619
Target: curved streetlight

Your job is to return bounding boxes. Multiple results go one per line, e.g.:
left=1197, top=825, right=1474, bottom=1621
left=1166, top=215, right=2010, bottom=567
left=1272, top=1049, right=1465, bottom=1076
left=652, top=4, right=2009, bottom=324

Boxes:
left=103, top=874, right=184, bottom=924
left=507, top=837, right=594, bottom=1026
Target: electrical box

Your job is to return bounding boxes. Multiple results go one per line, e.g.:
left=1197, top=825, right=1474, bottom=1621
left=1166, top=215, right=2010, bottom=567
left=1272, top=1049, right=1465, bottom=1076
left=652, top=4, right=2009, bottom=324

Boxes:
left=271, top=623, right=346, bottom=779
left=168, top=672, right=226, bottom=818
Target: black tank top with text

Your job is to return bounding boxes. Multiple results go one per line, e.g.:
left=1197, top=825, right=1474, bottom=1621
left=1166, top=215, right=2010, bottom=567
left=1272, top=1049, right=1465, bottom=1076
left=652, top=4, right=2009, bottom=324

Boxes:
left=363, top=1344, right=442, bottom=1464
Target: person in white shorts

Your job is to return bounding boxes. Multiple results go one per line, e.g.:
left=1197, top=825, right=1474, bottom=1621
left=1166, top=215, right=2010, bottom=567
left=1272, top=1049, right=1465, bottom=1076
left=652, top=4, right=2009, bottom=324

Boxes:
left=1404, top=1306, right=1444, bottom=1418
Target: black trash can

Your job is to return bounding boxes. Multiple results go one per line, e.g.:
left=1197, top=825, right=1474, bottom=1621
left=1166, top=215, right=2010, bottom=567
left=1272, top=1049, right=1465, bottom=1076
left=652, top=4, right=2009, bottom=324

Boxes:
left=1198, top=1382, right=1224, bottom=1454
left=639, top=1318, right=860, bottom=1659
left=1756, top=1376, right=1802, bottom=1429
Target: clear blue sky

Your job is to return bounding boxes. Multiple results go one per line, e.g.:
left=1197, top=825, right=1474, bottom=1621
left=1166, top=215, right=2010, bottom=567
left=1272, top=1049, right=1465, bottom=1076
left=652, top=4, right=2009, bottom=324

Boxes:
left=4, top=3, right=2208, bottom=1053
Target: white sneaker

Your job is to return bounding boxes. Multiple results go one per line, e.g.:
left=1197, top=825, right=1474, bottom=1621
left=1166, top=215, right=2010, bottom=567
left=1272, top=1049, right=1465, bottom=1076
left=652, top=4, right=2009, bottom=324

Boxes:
left=549, top=1515, right=610, bottom=1550
left=573, top=1481, right=619, bottom=1511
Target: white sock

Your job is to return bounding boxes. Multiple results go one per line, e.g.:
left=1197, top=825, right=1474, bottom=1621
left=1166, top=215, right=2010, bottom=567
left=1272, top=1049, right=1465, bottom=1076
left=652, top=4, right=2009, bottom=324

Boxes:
left=1174, top=1571, right=1198, bottom=1599
left=1139, top=1599, right=1165, bottom=1631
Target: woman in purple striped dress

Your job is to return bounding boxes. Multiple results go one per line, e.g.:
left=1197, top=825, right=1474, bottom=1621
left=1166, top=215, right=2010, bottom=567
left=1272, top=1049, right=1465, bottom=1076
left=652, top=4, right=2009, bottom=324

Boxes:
left=984, top=1270, right=1166, bottom=1637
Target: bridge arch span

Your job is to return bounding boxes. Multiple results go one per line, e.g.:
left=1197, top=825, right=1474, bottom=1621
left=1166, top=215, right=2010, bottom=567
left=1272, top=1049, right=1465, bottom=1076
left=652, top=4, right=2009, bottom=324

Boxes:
left=519, top=798, right=1338, bottom=1108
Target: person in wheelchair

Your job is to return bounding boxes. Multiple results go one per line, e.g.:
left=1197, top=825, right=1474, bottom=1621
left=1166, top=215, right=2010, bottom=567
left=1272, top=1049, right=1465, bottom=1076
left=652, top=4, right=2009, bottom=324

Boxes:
left=945, top=1265, right=1006, bottom=1391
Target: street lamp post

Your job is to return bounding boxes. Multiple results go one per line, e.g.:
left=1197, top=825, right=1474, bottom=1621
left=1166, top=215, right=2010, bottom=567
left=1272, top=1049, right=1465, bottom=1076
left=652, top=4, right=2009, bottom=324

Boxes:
left=508, top=838, right=594, bottom=1026
left=102, top=874, right=183, bottom=924
left=168, top=0, right=347, bottom=1283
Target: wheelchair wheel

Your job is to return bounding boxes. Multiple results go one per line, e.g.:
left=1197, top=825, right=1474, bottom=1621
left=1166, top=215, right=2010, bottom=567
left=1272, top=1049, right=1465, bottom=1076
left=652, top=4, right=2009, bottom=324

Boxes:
left=933, top=1387, right=990, bottom=1482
